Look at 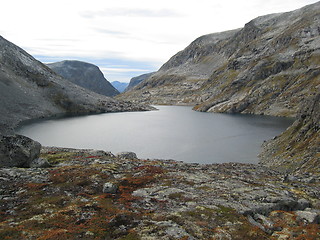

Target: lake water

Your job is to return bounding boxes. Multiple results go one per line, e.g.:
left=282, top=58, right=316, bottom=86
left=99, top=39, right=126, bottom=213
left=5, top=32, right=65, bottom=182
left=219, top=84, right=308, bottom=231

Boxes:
left=17, top=106, right=293, bottom=164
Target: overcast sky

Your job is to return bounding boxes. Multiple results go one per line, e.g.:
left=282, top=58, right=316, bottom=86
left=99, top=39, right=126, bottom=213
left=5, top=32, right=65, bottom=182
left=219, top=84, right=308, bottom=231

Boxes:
left=1, top=0, right=318, bottom=82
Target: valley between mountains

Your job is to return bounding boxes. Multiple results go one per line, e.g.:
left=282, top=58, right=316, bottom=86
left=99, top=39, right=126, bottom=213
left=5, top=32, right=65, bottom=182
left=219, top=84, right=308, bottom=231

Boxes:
left=0, top=1, right=319, bottom=240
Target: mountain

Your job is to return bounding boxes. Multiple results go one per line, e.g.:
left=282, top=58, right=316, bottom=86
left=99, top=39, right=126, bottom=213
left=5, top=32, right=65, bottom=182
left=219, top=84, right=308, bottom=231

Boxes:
left=0, top=36, right=151, bottom=135
left=124, top=72, right=155, bottom=92
left=47, top=60, right=119, bottom=97
left=111, top=81, right=128, bottom=93
left=119, top=2, right=320, bottom=173
left=120, top=2, right=320, bottom=114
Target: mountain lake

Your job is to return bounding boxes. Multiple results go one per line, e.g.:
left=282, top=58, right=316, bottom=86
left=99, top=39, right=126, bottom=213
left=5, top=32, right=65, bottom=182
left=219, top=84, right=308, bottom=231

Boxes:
left=17, top=105, right=294, bottom=164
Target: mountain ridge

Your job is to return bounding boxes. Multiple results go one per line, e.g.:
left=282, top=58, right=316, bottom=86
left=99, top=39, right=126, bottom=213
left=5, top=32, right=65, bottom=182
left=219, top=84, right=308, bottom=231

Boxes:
left=125, top=72, right=155, bottom=92
left=121, top=2, right=320, bottom=113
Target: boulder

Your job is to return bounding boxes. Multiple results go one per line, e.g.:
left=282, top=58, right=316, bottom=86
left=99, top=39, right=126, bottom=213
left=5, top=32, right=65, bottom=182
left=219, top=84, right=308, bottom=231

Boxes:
left=0, top=134, right=41, bottom=167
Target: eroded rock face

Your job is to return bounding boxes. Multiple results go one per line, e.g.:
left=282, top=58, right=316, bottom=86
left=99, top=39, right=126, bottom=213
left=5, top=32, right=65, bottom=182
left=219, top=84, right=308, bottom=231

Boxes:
left=0, top=134, right=41, bottom=167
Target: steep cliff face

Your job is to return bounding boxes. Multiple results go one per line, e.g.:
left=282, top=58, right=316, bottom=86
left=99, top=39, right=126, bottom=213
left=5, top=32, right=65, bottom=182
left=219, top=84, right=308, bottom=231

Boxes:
left=47, top=60, right=119, bottom=97
left=0, top=36, right=150, bottom=135
left=121, top=2, right=320, bottom=116
left=259, top=93, right=319, bottom=174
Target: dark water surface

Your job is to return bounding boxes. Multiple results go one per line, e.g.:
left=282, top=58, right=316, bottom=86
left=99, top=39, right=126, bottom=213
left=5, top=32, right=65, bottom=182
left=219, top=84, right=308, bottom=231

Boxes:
left=17, top=106, right=293, bottom=164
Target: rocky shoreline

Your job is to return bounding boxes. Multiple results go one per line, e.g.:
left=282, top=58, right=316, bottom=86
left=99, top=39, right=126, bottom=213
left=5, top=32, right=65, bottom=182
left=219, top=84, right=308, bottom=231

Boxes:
left=0, top=147, right=319, bottom=239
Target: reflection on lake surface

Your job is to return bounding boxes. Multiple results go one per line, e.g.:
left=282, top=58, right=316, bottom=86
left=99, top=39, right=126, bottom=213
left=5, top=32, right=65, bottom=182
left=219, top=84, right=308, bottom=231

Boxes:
left=17, top=106, right=293, bottom=164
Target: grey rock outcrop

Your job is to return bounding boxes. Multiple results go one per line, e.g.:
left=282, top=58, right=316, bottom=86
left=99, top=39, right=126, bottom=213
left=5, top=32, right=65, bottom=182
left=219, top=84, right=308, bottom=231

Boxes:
left=47, top=60, right=119, bottom=97
left=116, top=152, right=138, bottom=159
left=0, top=134, right=41, bottom=167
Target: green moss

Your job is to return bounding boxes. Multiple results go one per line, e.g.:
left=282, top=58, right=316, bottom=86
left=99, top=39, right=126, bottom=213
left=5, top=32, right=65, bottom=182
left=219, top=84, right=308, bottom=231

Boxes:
left=37, top=195, right=70, bottom=207
left=118, top=232, right=141, bottom=240
left=215, top=205, right=239, bottom=222
left=42, top=151, right=77, bottom=165
left=182, top=206, right=216, bottom=220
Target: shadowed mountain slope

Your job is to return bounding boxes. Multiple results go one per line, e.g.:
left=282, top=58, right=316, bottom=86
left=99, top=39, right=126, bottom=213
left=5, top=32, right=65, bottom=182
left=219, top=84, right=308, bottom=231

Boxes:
left=47, top=60, right=119, bottom=97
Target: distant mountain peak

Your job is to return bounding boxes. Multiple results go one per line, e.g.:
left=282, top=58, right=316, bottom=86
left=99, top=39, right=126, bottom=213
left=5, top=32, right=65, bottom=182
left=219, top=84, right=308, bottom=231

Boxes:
left=111, top=81, right=128, bottom=93
left=47, top=60, right=119, bottom=97
left=124, top=72, right=156, bottom=92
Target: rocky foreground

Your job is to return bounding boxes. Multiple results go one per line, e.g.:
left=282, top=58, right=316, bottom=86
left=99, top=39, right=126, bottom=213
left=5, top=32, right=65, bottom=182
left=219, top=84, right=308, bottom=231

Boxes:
left=0, top=147, right=319, bottom=240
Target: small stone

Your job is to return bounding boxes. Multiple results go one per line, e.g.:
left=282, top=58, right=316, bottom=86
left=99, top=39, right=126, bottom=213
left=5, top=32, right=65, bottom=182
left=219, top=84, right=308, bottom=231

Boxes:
left=103, top=182, right=118, bottom=194
left=85, top=231, right=94, bottom=236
